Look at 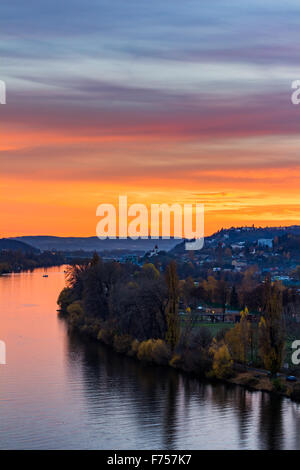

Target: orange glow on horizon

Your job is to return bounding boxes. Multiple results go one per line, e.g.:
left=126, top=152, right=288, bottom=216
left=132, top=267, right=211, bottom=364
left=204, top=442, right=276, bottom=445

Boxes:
left=1, top=114, right=300, bottom=238
left=1, top=167, right=300, bottom=238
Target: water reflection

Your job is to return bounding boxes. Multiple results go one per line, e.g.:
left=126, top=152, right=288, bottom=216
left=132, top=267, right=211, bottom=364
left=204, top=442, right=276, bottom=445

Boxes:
left=258, top=393, right=284, bottom=450
left=64, top=329, right=300, bottom=450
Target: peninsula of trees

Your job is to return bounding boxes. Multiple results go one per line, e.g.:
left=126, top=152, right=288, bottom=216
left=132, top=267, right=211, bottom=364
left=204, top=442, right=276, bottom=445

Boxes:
left=58, top=254, right=300, bottom=401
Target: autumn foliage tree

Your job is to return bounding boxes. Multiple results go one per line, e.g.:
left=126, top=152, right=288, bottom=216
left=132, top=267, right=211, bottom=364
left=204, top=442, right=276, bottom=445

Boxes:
left=225, top=308, right=250, bottom=364
left=259, top=279, right=285, bottom=376
left=209, top=339, right=233, bottom=379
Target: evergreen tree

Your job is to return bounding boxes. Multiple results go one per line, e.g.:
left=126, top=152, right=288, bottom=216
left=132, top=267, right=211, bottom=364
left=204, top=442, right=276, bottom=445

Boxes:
left=165, top=261, right=180, bottom=352
left=230, top=285, right=239, bottom=309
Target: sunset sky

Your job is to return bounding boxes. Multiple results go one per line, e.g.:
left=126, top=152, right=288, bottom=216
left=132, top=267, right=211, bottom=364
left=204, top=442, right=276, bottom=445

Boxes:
left=1, top=0, right=300, bottom=237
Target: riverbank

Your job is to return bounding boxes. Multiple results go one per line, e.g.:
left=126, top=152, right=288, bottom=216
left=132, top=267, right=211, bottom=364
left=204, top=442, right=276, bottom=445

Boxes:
left=0, top=251, right=66, bottom=275
left=58, top=307, right=300, bottom=404
left=227, top=370, right=300, bottom=401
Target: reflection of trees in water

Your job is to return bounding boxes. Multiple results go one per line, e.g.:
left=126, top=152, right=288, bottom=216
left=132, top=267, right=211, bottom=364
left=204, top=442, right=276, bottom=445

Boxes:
left=258, top=393, right=284, bottom=450
left=204, top=383, right=254, bottom=448
left=162, top=372, right=179, bottom=449
left=291, top=402, right=300, bottom=449
left=63, top=330, right=296, bottom=450
left=181, top=374, right=210, bottom=406
left=64, top=331, right=181, bottom=448
left=235, top=388, right=254, bottom=447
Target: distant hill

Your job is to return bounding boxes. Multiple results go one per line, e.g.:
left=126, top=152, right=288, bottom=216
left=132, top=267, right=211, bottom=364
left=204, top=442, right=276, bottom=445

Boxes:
left=0, top=238, right=39, bottom=254
left=11, top=236, right=183, bottom=253
left=211, top=225, right=300, bottom=243
left=213, top=225, right=300, bottom=241
left=171, top=225, right=300, bottom=253
left=11, top=226, right=300, bottom=255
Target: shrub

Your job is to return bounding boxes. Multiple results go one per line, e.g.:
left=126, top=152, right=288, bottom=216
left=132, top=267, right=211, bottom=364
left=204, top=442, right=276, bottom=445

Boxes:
left=128, top=339, right=140, bottom=357
left=57, top=287, right=77, bottom=312
left=113, top=335, right=134, bottom=354
left=65, top=301, right=101, bottom=337
left=80, top=318, right=102, bottom=338
left=97, top=328, right=115, bottom=346
left=183, top=349, right=212, bottom=375
left=137, top=339, right=153, bottom=362
left=66, top=301, right=85, bottom=330
left=151, top=339, right=171, bottom=365
left=272, top=378, right=286, bottom=393
left=209, top=340, right=233, bottom=379
left=169, top=354, right=182, bottom=368
left=137, top=339, right=171, bottom=365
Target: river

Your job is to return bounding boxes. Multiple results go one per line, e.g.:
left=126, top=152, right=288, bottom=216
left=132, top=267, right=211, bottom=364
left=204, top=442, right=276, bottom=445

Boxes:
left=0, top=265, right=299, bottom=449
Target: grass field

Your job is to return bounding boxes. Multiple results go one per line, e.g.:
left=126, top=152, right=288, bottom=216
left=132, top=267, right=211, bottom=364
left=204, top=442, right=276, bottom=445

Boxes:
left=180, top=317, right=235, bottom=337
left=195, top=322, right=235, bottom=336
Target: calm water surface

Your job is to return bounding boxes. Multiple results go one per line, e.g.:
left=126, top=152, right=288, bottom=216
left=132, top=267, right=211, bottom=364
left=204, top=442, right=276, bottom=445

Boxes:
left=0, top=266, right=299, bottom=449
